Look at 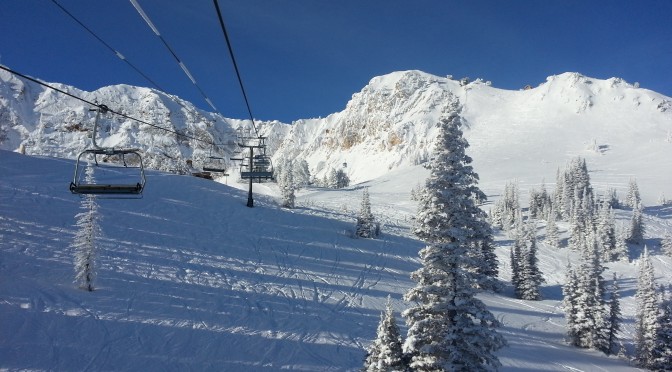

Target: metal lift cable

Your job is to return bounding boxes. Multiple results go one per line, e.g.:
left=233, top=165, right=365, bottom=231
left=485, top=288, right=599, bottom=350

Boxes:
left=129, top=0, right=220, bottom=113
left=50, top=0, right=166, bottom=93
left=49, top=0, right=232, bottom=147
left=212, top=0, right=259, bottom=136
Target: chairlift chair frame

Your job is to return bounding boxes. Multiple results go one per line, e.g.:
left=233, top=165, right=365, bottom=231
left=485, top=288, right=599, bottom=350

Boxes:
left=202, top=145, right=228, bottom=173
left=69, top=105, right=147, bottom=197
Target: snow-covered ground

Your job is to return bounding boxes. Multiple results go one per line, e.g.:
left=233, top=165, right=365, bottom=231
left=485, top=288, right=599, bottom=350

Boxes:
left=2, top=149, right=670, bottom=370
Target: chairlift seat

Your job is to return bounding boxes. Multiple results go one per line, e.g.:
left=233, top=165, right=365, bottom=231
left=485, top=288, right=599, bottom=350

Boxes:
left=203, top=166, right=227, bottom=173
left=70, top=182, right=143, bottom=194
left=241, top=171, right=274, bottom=179
left=71, top=148, right=146, bottom=195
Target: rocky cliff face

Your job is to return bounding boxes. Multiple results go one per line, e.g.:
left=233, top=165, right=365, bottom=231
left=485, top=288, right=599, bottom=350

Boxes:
left=273, top=70, right=672, bottom=185
left=0, top=69, right=288, bottom=174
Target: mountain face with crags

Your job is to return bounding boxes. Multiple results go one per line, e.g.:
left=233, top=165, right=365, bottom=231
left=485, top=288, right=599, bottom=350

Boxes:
left=272, top=70, right=672, bottom=196
left=0, top=69, right=286, bottom=174
left=1, top=69, right=671, bottom=202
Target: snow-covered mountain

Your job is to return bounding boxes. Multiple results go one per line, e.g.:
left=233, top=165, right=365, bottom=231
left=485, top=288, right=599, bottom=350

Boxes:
left=273, top=70, right=672, bottom=204
left=0, top=69, right=288, bottom=175
left=2, top=69, right=671, bottom=202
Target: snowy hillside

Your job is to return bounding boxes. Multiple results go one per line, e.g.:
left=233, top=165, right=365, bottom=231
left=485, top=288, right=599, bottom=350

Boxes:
left=274, top=71, right=672, bottom=206
left=2, top=149, right=671, bottom=370
left=2, top=69, right=671, bottom=205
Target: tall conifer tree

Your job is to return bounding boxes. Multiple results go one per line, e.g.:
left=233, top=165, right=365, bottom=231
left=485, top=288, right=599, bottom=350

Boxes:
left=403, top=101, right=505, bottom=371
left=634, top=247, right=660, bottom=368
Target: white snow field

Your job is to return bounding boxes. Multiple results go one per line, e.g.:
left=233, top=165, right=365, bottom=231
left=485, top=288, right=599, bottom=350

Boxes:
left=1, top=148, right=670, bottom=371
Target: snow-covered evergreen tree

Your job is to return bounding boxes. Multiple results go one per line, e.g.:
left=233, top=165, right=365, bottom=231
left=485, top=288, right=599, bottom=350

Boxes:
left=514, top=221, right=545, bottom=300
left=554, top=157, right=594, bottom=221
left=614, top=225, right=630, bottom=262
left=403, top=102, right=505, bottom=371
left=605, top=188, right=620, bottom=209
left=604, top=273, right=623, bottom=356
left=471, top=231, right=500, bottom=292
left=364, top=297, right=407, bottom=372
left=71, top=163, right=101, bottom=291
left=491, top=180, right=520, bottom=231
left=634, top=247, right=660, bottom=368
left=626, top=178, right=641, bottom=209
left=544, top=206, right=561, bottom=249
left=652, top=285, right=672, bottom=370
left=570, top=238, right=608, bottom=350
left=292, top=158, right=311, bottom=189
left=336, top=168, right=350, bottom=189
left=510, top=246, right=521, bottom=296
left=595, top=200, right=617, bottom=262
left=356, top=188, right=378, bottom=238
left=278, top=159, right=296, bottom=208
left=568, top=197, right=590, bottom=252
left=627, top=204, right=645, bottom=245
left=661, top=231, right=672, bottom=257
left=529, top=185, right=550, bottom=220
left=657, top=192, right=668, bottom=206
left=563, top=264, right=580, bottom=345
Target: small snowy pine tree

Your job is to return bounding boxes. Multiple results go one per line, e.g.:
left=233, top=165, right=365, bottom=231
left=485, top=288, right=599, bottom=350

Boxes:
left=571, top=237, right=608, bottom=350
left=563, top=264, right=580, bottom=345
left=661, top=231, right=672, bottom=257
left=364, top=297, right=406, bottom=372
left=356, top=188, right=377, bottom=238
left=544, top=207, right=561, bottom=249
left=516, top=221, right=545, bottom=300
left=279, top=159, right=296, bottom=208
left=652, top=285, right=672, bottom=370
left=71, top=163, right=101, bottom=291
left=613, top=225, right=630, bottom=262
left=627, top=204, right=645, bottom=245
left=604, top=273, right=623, bottom=356
left=626, top=178, right=641, bottom=209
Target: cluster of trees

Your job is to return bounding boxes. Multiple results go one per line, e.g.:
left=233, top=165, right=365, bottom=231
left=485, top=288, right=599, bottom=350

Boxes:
left=492, top=159, right=645, bottom=264
left=492, top=157, right=650, bottom=305
left=510, top=220, right=545, bottom=300
left=489, top=154, right=672, bottom=364
left=314, top=167, right=350, bottom=189
left=562, top=239, right=623, bottom=355
left=275, top=158, right=311, bottom=208
left=365, top=104, right=505, bottom=371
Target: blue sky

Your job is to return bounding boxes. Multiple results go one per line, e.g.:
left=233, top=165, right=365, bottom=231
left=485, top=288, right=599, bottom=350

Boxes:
left=2, top=0, right=671, bottom=123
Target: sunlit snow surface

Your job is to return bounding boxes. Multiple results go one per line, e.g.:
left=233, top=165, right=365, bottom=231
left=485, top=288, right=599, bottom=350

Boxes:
left=2, top=150, right=670, bottom=371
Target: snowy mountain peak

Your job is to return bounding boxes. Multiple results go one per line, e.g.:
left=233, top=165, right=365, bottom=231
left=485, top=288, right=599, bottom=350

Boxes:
left=1, top=68, right=671, bottom=200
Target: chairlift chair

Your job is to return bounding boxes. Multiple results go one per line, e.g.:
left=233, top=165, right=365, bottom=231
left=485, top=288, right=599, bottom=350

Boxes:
left=69, top=105, right=146, bottom=197
left=202, top=145, right=228, bottom=173
left=240, top=154, right=274, bottom=180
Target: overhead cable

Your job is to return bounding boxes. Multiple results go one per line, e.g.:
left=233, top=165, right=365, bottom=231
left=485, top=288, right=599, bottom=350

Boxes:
left=50, top=0, right=165, bottom=92
left=49, top=0, right=232, bottom=147
left=129, top=0, right=220, bottom=113
left=212, top=0, right=259, bottom=136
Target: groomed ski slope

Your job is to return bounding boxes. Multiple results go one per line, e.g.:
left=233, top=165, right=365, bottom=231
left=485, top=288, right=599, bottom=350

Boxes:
left=2, top=149, right=670, bottom=370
